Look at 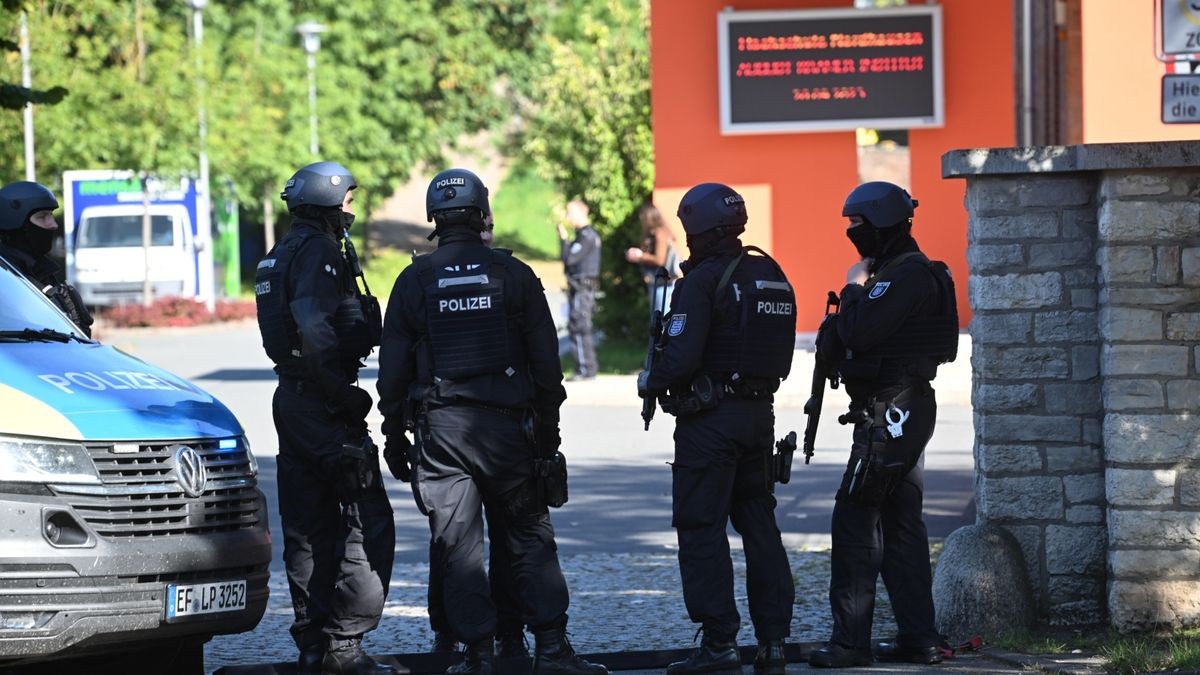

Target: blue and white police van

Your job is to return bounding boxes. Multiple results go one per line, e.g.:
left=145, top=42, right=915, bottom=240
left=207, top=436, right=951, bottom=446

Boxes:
left=0, top=253, right=269, bottom=671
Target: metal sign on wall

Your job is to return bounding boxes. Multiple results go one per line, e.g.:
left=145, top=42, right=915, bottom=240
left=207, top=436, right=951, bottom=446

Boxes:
left=1158, top=0, right=1200, bottom=60
left=717, top=5, right=944, bottom=135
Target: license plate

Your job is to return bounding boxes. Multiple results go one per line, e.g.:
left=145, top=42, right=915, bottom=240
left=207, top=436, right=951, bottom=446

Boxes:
left=165, top=579, right=246, bottom=619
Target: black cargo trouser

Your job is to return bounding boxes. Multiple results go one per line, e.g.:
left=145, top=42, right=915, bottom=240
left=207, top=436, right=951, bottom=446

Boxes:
left=414, top=405, right=569, bottom=644
left=567, top=276, right=598, bottom=377
left=273, top=385, right=396, bottom=650
left=672, top=398, right=795, bottom=641
left=428, top=506, right=524, bottom=638
left=829, top=383, right=939, bottom=650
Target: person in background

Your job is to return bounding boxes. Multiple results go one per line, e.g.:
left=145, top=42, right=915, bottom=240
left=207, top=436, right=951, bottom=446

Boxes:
left=625, top=202, right=681, bottom=313
left=556, top=199, right=601, bottom=381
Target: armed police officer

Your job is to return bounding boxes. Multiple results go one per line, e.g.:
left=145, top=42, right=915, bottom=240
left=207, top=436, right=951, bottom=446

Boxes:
left=377, top=168, right=607, bottom=675
left=0, top=181, right=93, bottom=336
left=255, top=162, right=397, bottom=675
left=638, top=183, right=796, bottom=675
left=809, top=182, right=957, bottom=669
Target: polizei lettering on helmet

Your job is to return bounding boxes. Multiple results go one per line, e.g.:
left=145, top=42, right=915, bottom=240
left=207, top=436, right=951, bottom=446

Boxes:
left=723, top=194, right=745, bottom=205
left=435, top=177, right=467, bottom=190
left=439, top=295, right=493, bottom=312
left=756, top=300, right=793, bottom=315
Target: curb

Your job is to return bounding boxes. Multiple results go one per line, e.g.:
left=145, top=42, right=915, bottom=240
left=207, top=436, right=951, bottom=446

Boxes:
left=978, top=647, right=1106, bottom=675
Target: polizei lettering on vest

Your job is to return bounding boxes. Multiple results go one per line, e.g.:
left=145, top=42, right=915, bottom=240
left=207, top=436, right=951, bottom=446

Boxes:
left=439, top=295, right=493, bottom=312
left=757, top=300, right=794, bottom=315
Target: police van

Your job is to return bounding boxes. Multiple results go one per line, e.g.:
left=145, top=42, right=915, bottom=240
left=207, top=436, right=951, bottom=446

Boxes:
left=0, top=254, right=270, bottom=671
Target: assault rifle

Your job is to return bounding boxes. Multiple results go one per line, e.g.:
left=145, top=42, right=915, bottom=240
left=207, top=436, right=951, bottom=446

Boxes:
left=802, top=291, right=841, bottom=463
left=641, top=268, right=671, bottom=430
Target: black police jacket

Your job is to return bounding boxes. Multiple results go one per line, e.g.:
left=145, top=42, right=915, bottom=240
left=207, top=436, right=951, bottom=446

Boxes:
left=377, top=230, right=566, bottom=438
left=0, top=242, right=94, bottom=336
left=271, top=220, right=362, bottom=404
left=835, top=237, right=955, bottom=397
left=644, top=240, right=794, bottom=395
left=561, top=225, right=601, bottom=279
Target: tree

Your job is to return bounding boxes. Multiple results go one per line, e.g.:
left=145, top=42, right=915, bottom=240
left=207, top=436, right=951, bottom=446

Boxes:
left=523, top=0, right=653, bottom=339
left=0, top=0, right=66, bottom=112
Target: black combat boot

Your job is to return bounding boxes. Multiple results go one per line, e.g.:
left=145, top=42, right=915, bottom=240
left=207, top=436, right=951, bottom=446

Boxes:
left=432, top=631, right=459, bottom=653
left=496, top=629, right=529, bottom=658
left=808, top=641, right=872, bottom=669
left=753, top=639, right=786, bottom=675
left=532, top=626, right=608, bottom=675
left=666, top=632, right=741, bottom=675
left=322, top=638, right=402, bottom=675
left=447, top=639, right=494, bottom=675
left=874, top=640, right=942, bottom=664
left=298, top=643, right=326, bottom=674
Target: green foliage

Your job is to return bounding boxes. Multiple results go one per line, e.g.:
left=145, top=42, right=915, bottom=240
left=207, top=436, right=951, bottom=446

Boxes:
left=491, top=160, right=560, bottom=260
left=524, top=0, right=653, bottom=341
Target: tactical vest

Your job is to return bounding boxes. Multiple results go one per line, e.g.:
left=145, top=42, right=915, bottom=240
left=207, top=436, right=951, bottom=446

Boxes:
left=838, top=252, right=959, bottom=381
left=701, top=246, right=797, bottom=384
left=255, top=230, right=380, bottom=366
left=412, top=251, right=524, bottom=382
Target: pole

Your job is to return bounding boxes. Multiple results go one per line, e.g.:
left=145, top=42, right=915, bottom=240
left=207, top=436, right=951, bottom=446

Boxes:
left=19, top=12, right=35, bottom=181
left=192, top=2, right=214, bottom=310
left=307, top=51, right=319, bottom=157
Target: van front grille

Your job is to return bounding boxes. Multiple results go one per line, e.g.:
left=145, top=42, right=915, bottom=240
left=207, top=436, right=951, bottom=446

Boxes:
left=49, top=441, right=261, bottom=538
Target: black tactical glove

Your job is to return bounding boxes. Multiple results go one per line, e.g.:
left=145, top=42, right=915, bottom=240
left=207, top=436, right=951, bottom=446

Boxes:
left=333, top=435, right=378, bottom=504
left=332, top=386, right=373, bottom=427
left=636, top=370, right=652, bottom=399
left=536, top=423, right=561, bottom=458
left=383, top=434, right=413, bottom=482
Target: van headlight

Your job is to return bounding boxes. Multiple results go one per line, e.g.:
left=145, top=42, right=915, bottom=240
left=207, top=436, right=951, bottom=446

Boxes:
left=0, top=436, right=101, bottom=484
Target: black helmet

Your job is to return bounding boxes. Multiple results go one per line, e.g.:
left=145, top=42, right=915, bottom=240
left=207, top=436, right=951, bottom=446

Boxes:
left=841, top=181, right=918, bottom=229
left=0, top=181, right=58, bottom=232
left=676, top=182, right=747, bottom=235
left=425, top=168, right=490, bottom=222
left=280, top=161, right=356, bottom=213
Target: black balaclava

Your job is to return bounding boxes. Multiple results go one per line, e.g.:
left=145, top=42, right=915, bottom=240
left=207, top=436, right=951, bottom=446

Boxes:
left=846, top=221, right=912, bottom=262
left=295, top=205, right=353, bottom=235
left=432, top=209, right=485, bottom=246
left=2, top=212, right=58, bottom=258
left=682, top=226, right=742, bottom=272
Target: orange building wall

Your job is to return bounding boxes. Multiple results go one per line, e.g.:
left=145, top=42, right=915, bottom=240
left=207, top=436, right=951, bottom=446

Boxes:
left=650, top=0, right=1015, bottom=331
left=1081, top=0, right=1200, bottom=143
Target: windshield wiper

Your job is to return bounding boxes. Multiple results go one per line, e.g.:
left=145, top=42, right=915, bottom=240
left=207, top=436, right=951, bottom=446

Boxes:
left=0, top=327, right=83, bottom=343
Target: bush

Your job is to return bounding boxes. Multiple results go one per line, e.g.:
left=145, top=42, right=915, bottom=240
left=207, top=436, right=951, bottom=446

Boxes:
left=100, top=296, right=256, bottom=328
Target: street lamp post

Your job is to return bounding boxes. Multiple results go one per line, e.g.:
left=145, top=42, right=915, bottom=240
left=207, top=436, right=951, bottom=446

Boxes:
left=187, top=0, right=214, bottom=309
left=296, top=21, right=326, bottom=158
left=19, top=12, right=35, bottom=181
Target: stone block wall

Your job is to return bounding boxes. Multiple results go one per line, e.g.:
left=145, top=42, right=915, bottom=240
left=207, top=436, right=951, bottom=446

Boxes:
left=945, top=142, right=1200, bottom=631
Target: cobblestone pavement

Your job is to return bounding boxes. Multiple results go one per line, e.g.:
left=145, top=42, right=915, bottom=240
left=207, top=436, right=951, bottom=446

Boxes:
left=205, top=547, right=900, bottom=671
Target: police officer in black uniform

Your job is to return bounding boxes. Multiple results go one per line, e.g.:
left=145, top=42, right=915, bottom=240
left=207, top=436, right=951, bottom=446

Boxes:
left=556, top=199, right=601, bottom=380
left=639, top=183, right=796, bottom=675
left=809, top=181, right=958, bottom=669
left=254, top=161, right=397, bottom=675
left=377, top=168, right=607, bottom=675
left=0, top=181, right=94, bottom=336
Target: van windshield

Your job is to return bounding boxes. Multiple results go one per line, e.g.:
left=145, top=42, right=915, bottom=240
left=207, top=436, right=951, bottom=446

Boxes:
left=0, top=258, right=84, bottom=335
left=78, top=214, right=175, bottom=248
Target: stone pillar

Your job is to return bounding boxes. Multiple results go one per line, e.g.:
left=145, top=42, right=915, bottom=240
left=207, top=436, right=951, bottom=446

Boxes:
left=945, top=142, right=1200, bottom=632
left=1098, top=173, right=1200, bottom=629
left=965, top=173, right=1106, bottom=625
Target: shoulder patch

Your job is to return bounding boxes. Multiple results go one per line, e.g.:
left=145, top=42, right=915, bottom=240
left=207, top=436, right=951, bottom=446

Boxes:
left=667, top=313, right=687, bottom=337
left=867, top=281, right=890, bottom=299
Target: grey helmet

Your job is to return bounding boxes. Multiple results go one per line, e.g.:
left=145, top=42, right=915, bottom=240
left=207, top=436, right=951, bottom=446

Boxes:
left=841, top=181, right=918, bottom=229
left=425, top=168, right=490, bottom=222
left=676, top=182, right=747, bottom=235
left=280, top=161, right=357, bottom=213
left=0, top=181, right=59, bottom=232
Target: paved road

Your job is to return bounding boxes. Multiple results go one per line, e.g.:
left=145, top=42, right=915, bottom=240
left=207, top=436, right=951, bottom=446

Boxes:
left=98, top=321, right=976, bottom=672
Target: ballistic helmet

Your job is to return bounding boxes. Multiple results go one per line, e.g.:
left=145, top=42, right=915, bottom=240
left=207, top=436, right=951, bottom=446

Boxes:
left=425, top=168, right=490, bottom=222
left=841, top=181, right=918, bottom=229
left=676, top=182, right=747, bottom=236
left=280, top=161, right=356, bottom=213
left=0, top=181, right=58, bottom=232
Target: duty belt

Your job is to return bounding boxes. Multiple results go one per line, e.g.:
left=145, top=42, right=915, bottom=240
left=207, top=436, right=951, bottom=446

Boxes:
left=427, top=399, right=527, bottom=419
left=277, top=376, right=328, bottom=401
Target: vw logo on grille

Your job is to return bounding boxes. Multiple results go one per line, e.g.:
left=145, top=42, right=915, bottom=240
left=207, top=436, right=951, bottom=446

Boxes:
left=174, top=446, right=208, bottom=498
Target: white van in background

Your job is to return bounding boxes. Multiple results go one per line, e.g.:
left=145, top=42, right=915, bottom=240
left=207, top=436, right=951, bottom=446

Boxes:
left=72, top=204, right=201, bottom=306
left=63, top=171, right=213, bottom=308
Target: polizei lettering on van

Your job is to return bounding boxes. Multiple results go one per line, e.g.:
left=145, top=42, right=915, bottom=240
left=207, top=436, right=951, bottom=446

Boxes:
left=756, top=300, right=794, bottom=315
left=439, top=295, right=493, bottom=313
left=37, top=370, right=202, bottom=395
